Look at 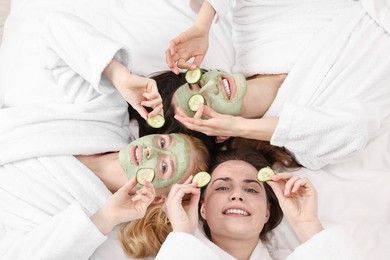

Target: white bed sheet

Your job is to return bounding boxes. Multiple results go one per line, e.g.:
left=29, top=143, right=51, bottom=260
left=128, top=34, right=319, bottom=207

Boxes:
left=0, top=0, right=389, bottom=259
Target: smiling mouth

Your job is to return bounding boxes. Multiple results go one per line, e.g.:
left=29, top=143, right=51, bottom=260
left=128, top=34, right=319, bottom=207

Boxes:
left=131, top=146, right=141, bottom=166
left=222, top=77, right=232, bottom=100
left=223, top=208, right=250, bottom=216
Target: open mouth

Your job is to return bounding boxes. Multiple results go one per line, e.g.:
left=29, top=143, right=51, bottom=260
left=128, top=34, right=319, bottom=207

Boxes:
left=223, top=208, right=250, bottom=216
left=221, top=77, right=234, bottom=100
left=131, top=145, right=142, bottom=166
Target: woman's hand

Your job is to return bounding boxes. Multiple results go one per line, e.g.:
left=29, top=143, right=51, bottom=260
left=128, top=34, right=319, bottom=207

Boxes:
left=91, top=177, right=156, bottom=235
left=174, top=104, right=240, bottom=138
left=166, top=25, right=209, bottom=75
left=163, top=176, right=200, bottom=234
left=175, top=104, right=277, bottom=142
left=103, top=59, right=163, bottom=120
left=267, top=173, right=323, bottom=242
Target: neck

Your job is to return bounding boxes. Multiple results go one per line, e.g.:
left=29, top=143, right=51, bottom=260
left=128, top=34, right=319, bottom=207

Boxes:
left=241, top=74, right=287, bottom=118
left=76, top=153, right=129, bottom=193
left=212, top=234, right=259, bottom=260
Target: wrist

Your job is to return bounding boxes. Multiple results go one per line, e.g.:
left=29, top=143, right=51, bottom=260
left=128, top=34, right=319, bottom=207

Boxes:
left=195, top=0, right=216, bottom=33
left=239, top=117, right=278, bottom=141
left=90, top=207, right=116, bottom=235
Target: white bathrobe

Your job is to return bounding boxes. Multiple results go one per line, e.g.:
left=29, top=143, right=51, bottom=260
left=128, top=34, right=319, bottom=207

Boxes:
left=207, top=0, right=390, bottom=169
left=156, top=226, right=363, bottom=260
left=0, top=5, right=134, bottom=260
left=0, top=156, right=110, bottom=259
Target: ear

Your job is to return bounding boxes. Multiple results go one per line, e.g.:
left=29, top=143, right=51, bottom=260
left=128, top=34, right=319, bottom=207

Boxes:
left=153, top=195, right=166, bottom=204
left=265, top=203, right=271, bottom=223
left=200, top=201, right=207, bottom=220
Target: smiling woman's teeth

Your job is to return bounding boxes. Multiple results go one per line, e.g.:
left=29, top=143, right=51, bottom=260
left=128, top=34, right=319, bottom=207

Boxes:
left=223, top=79, right=231, bottom=99
left=224, top=209, right=249, bottom=216
left=135, top=147, right=139, bottom=164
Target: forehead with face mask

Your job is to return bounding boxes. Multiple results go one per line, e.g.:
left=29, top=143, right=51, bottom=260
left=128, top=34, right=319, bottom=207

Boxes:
left=119, top=134, right=191, bottom=189
left=174, top=71, right=247, bottom=117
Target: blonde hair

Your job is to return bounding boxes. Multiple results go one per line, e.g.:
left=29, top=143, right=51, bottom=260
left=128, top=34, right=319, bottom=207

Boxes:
left=118, top=134, right=210, bottom=258
left=118, top=203, right=171, bottom=258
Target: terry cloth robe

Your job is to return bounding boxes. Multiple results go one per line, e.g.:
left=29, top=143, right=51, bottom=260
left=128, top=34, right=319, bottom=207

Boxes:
left=156, top=226, right=363, bottom=260
left=0, top=12, right=133, bottom=165
left=0, top=156, right=110, bottom=259
left=204, top=0, right=390, bottom=169
left=0, top=6, right=134, bottom=260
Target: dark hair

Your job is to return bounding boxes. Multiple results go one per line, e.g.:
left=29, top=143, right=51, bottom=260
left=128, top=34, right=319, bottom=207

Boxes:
left=200, top=147, right=284, bottom=241
left=228, top=137, right=301, bottom=169
left=127, top=71, right=186, bottom=136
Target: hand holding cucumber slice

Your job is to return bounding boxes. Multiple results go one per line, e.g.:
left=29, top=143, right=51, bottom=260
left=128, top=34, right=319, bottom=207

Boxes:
left=192, top=171, right=211, bottom=188
left=188, top=94, right=205, bottom=112
left=257, top=166, right=275, bottom=182
left=136, top=168, right=155, bottom=185
left=147, top=114, right=165, bottom=128
left=185, top=68, right=202, bottom=84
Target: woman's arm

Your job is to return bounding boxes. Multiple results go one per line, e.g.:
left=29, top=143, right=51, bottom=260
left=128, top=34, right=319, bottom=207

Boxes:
left=43, top=13, right=163, bottom=120
left=267, top=173, right=323, bottom=243
left=103, top=59, right=163, bottom=119
left=174, top=105, right=278, bottom=142
left=91, top=178, right=155, bottom=235
left=166, top=0, right=216, bottom=74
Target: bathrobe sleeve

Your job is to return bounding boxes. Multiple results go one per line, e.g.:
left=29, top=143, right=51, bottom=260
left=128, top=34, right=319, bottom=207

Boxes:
left=287, top=227, right=364, bottom=260
left=42, top=12, right=131, bottom=95
left=0, top=202, right=106, bottom=260
left=271, top=100, right=381, bottom=170
left=207, top=0, right=232, bottom=17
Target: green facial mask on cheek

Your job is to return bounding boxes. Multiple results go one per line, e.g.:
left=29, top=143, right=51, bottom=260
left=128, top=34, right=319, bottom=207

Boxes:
left=200, top=71, right=247, bottom=116
left=118, top=134, right=192, bottom=190
left=174, top=84, right=197, bottom=117
left=153, top=134, right=191, bottom=189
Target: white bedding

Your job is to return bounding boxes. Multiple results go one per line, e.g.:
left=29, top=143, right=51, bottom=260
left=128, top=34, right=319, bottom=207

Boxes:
left=0, top=0, right=389, bottom=260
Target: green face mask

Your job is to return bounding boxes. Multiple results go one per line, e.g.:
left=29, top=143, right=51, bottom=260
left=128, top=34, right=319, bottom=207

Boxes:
left=174, top=71, right=247, bottom=116
left=119, top=134, right=191, bottom=189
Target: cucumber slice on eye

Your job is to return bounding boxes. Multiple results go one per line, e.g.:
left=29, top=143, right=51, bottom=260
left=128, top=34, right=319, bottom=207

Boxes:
left=185, top=68, right=202, bottom=84
left=192, top=171, right=211, bottom=188
left=257, top=166, right=275, bottom=182
left=136, top=168, right=155, bottom=185
left=188, top=94, right=205, bottom=112
left=147, top=114, right=165, bottom=128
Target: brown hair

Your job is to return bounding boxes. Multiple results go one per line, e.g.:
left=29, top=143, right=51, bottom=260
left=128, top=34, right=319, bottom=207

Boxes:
left=229, top=137, right=301, bottom=169
left=128, top=71, right=218, bottom=153
left=200, top=147, right=286, bottom=241
left=118, top=133, right=210, bottom=258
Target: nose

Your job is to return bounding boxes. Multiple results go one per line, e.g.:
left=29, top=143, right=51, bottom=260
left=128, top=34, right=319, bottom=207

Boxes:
left=144, top=147, right=151, bottom=159
left=229, top=190, right=244, bottom=202
left=144, top=146, right=164, bottom=159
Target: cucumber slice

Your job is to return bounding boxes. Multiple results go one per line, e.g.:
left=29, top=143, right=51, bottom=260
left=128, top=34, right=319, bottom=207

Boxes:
left=147, top=114, right=165, bottom=128
left=188, top=94, right=205, bottom=112
left=185, top=68, right=202, bottom=84
left=136, top=168, right=155, bottom=185
left=257, top=166, right=275, bottom=182
left=192, top=171, right=211, bottom=188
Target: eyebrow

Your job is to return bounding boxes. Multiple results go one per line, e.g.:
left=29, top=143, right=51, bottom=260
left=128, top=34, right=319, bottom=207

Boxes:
left=212, top=177, right=262, bottom=188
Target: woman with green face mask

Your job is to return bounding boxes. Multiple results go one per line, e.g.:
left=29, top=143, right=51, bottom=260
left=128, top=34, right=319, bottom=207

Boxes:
left=163, top=0, right=390, bottom=171
left=155, top=65, right=388, bottom=171
left=75, top=132, right=210, bottom=258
